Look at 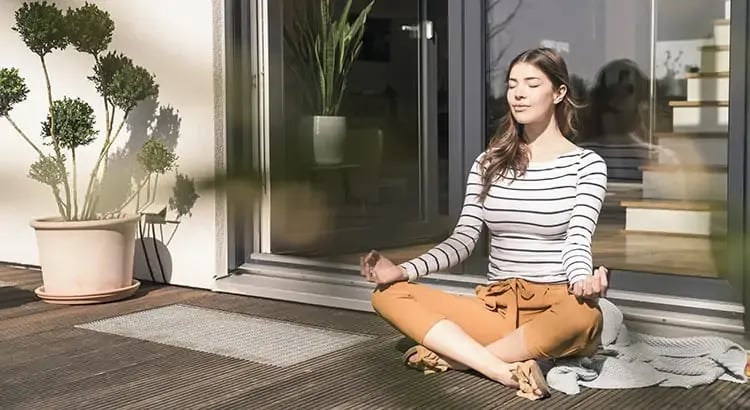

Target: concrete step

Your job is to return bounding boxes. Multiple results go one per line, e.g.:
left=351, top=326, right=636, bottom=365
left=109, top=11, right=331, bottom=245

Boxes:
left=641, top=164, right=727, bottom=201
left=655, top=132, right=727, bottom=166
left=701, top=45, right=730, bottom=73
left=621, top=199, right=726, bottom=236
left=669, top=100, right=728, bottom=133
left=685, top=72, right=729, bottom=102
left=714, top=19, right=730, bottom=45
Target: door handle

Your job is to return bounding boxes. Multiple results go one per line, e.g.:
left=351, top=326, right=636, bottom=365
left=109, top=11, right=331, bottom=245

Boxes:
left=400, top=20, right=434, bottom=40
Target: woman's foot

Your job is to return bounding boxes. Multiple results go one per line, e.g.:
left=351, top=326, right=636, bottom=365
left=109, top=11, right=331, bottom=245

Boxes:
left=485, top=362, right=549, bottom=401
left=403, top=345, right=451, bottom=374
left=402, top=346, right=550, bottom=401
left=509, top=360, right=551, bottom=400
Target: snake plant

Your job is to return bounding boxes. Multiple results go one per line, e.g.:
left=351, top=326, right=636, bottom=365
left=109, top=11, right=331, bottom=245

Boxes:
left=284, top=0, right=375, bottom=116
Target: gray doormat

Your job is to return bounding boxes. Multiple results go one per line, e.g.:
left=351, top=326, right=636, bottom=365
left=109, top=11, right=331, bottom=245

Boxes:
left=76, top=304, right=374, bottom=367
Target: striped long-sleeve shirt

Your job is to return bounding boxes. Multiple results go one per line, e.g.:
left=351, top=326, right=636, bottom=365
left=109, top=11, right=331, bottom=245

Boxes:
left=399, top=148, right=608, bottom=285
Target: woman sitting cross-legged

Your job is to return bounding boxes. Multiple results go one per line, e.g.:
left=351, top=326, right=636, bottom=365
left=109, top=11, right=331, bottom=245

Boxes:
left=361, top=47, right=610, bottom=401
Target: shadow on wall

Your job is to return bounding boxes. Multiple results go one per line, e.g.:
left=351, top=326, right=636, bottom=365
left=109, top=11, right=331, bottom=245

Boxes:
left=94, top=96, right=199, bottom=284
left=134, top=224, right=174, bottom=284
left=96, top=96, right=181, bottom=213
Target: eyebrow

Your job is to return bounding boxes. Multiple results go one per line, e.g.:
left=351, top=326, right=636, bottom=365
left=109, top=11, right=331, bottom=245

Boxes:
left=508, top=76, right=542, bottom=81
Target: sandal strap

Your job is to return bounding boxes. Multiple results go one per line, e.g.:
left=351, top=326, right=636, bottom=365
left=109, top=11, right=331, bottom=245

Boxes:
left=404, top=345, right=449, bottom=375
left=511, top=360, right=551, bottom=401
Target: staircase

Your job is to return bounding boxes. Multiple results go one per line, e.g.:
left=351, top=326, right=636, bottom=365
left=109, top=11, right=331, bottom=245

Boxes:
left=621, top=14, right=730, bottom=238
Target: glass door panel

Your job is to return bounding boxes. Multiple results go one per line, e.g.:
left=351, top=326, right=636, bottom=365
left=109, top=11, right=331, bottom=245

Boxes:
left=264, top=0, right=451, bottom=264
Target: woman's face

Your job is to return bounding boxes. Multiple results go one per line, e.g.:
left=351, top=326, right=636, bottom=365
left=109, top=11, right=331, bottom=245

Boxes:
left=506, top=62, right=566, bottom=125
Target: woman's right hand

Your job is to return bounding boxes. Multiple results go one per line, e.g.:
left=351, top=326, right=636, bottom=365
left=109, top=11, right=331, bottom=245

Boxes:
left=360, top=250, right=408, bottom=285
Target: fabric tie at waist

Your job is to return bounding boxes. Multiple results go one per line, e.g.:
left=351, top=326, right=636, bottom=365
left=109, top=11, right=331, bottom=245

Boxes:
left=475, top=279, right=535, bottom=328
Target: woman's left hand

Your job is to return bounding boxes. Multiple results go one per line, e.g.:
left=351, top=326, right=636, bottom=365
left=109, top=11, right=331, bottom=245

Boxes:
left=571, top=266, right=609, bottom=299
left=360, top=250, right=408, bottom=285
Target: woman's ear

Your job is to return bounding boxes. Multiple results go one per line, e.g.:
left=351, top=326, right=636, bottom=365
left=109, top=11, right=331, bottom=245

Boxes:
left=554, top=84, right=568, bottom=104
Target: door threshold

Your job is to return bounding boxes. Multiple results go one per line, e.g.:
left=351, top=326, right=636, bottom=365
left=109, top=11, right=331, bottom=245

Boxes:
left=215, top=263, right=748, bottom=348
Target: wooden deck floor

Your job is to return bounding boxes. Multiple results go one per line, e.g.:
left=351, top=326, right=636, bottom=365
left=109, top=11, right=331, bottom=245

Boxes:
left=1, top=264, right=748, bottom=409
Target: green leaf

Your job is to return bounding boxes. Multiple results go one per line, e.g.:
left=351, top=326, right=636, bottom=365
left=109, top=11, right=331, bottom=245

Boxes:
left=90, top=51, right=158, bottom=111
left=41, top=97, right=97, bottom=150
left=89, top=51, right=127, bottom=97
left=66, top=2, right=114, bottom=56
left=283, top=0, right=374, bottom=116
left=13, top=1, right=69, bottom=56
left=0, top=68, right=29, bottom=116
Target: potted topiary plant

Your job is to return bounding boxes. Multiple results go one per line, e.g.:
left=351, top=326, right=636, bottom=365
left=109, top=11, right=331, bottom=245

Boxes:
left=284, top=0, right=374, bottom=165
left=0, top=1, right=187, bottom=304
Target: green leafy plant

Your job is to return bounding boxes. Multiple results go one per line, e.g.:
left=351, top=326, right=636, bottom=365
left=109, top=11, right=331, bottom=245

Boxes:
left=0, top=1, right=190, bottom=221
left=284, top=0, right=374, bottom=116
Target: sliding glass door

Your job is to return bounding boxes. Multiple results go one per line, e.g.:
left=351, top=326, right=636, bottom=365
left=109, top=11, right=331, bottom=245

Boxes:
left=258, top=0, right=453, bottom=266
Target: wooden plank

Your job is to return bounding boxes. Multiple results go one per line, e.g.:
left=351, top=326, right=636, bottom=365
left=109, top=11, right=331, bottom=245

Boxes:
left=684, top=71, right=730, bottom=78
left=669, top=100, right=729, bottom=107
left=620, top=200, right=725, bottom=211
left=654, top=132, right=726, bottom=139
left=640, top=164, right=727, bottom=172
left=702, top=45, right=730, bottom=51
left=0, top=285, right=210, bottom=342
left=185, top=292, right=394, bottom=336
left=0, top=263, right=748, bottom=408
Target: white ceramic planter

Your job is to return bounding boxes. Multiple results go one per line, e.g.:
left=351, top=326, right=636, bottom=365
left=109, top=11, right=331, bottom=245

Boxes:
left=30, top=214, right=141, bottom=304
left=300, top=115, right=347, bottom=165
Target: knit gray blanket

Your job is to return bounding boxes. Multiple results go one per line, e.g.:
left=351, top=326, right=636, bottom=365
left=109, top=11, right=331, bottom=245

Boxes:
left=545, top=298, right=748, bottom=395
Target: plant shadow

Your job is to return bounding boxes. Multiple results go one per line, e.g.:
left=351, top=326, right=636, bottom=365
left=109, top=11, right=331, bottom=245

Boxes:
left=95, top=96, right=182, bottom=215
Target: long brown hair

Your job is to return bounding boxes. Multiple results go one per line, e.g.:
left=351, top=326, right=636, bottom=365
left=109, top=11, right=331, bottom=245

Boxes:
left=480, top=47, right=582, bottom=202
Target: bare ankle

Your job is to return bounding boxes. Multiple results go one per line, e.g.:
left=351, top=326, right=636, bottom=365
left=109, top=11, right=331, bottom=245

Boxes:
left=490, top=364, right=518, bottom=387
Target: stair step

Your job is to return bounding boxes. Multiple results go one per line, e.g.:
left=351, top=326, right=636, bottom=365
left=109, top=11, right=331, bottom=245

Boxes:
left=670, top=103, right=729, bottom=133
left=701, top=45, right=730, bottom=72
left=620, top=200, right=725, bottom=211
left=622, top=200, right=726, bottom=236
left=684, top=72, right=729, bottom=78
left=669, top=100, right=728, bottom=107
left=686, top=76, right=729, bottom=101
left=714, top=19, right=730, bottom=45
left=640, top=164, right=727, bottom=172
left=654, top=132, right=726, bottom=138
left=641, top=165, right=727, bottom=201
left=654, top=134, right=727, bottom=166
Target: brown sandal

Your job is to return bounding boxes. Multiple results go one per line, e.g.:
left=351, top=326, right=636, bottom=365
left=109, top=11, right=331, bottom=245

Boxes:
left=402, top=345, right=450, bottom=375
left=510, top=360, right=551, bottom=401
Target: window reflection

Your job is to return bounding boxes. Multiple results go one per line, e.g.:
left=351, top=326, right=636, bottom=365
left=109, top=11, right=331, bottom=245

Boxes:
left=485, top=0, right=730, bottom=278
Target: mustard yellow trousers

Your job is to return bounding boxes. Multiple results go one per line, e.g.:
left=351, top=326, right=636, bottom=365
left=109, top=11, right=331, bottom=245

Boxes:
left=372, top=278, right=602, bottom=359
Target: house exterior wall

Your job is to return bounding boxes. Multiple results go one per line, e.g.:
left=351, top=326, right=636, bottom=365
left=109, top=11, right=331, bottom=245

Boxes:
left=0, top=0, right=226, bottom=289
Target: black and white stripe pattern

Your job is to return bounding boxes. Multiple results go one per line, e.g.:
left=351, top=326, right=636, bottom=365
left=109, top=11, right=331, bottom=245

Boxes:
left=400, top=148, right=607, bottom=285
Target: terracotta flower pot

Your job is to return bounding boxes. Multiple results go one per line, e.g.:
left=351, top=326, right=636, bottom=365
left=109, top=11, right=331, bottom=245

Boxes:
left=30, top=214, right=141, bottom=304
